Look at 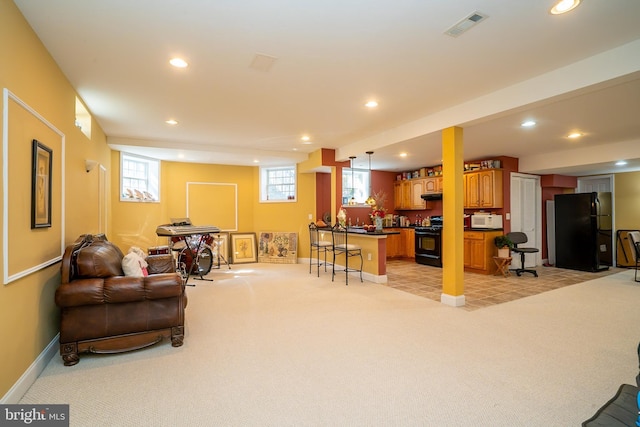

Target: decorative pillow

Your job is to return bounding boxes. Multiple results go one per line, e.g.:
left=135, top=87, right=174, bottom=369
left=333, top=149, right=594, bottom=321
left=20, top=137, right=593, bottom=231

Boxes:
left=122, top=246, right=149, bottom=277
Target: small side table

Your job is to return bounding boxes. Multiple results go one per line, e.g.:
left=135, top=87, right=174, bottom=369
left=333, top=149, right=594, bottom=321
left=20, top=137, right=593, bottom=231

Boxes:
left=493, top=256, right=512, bottom=277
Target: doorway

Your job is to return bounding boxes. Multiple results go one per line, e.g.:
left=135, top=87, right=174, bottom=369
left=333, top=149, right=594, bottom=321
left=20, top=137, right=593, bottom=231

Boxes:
left=510, top=173, right=542, bottom=268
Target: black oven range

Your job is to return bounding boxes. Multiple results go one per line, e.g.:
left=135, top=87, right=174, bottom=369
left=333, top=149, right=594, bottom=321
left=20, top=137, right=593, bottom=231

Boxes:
left=415, top=215, right=443, bottom=267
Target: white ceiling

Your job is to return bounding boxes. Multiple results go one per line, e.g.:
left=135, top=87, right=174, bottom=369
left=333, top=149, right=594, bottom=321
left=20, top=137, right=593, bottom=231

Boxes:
left=14, top=0, right=640, bottom=175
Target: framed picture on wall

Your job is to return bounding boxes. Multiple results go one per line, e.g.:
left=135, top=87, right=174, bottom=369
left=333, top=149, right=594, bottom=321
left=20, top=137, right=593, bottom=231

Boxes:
left=230, top=233, right=257, bottom=264
left=31, top=139, right=52, bottom=229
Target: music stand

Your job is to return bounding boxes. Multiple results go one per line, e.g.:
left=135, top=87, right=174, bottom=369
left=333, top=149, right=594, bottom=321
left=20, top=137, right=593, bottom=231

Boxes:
left=211, top=234, right=231, bottom=270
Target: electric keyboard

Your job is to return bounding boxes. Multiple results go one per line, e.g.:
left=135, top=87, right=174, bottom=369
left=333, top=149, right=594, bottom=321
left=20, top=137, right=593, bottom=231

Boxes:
left=155, top=224, right=221, bottom=237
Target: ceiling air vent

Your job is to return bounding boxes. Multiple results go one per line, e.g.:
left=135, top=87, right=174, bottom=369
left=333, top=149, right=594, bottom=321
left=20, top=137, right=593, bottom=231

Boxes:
left=444, top=11, right=488, bottom=37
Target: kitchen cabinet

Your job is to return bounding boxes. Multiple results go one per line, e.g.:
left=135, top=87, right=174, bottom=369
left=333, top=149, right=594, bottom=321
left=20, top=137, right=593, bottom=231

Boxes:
left=463, top=230, right=502, bottom=274
left=424, top=177, right=441, bottom=193
left=464, top=170, right=503, bottom=208
left=394, top=179, right=427, bottom=210
left=386, top=229, right=403, bottom=258
left=410, top=180, right=426, bottom=210
left=385, top=228, right=415, bottom=259
left=402, top=228, right=415, bottom=258
left=394, top=181, right=411, bottom=210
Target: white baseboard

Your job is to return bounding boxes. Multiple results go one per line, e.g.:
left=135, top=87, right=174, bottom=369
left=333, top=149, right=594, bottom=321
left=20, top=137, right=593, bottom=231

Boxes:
left=301, top=258, right=387, bottom=283
left=441, top=293, right=466, bottom=307
left=1, top=333, right=59, bottom=404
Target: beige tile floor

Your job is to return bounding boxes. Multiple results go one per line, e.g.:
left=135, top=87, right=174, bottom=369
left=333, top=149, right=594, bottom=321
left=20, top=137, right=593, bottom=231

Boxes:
left=385, top=259, right=622, bottom=311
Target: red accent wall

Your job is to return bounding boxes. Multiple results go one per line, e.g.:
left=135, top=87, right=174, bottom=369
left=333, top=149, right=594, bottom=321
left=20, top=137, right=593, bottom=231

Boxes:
left=316, top=172, right=332, bottom=222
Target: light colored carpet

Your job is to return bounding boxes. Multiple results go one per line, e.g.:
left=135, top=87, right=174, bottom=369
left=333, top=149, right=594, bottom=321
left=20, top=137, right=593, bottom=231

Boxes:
left=20, top=264, right=640, bottom=426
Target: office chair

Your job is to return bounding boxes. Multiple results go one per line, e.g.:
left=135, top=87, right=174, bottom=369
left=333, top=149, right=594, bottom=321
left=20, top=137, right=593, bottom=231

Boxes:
left=506, top=231, right=539, bottom=277
left=628, top=231, right=640, bottom=283
left=309, top=222, right=332, bottom=277
left=331, top=223, right=363, bottom=285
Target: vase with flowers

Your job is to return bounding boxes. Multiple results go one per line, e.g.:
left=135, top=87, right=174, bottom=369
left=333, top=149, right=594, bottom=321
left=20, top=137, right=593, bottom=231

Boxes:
left=369, top=190, right=387, bottom=231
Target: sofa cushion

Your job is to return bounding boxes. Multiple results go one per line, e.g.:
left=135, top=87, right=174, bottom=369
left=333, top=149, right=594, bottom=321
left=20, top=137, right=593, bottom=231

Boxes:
left=76, top=242, right=124, bottom=278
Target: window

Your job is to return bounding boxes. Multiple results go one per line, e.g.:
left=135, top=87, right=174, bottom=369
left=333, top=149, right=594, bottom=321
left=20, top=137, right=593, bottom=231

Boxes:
left=120, top=152, right=160, bottom=202
left=260, top=166, right=296, bottom=202
left=75, top=97, right=92, bottom=139
left=342, top=168, right=370, bottom=205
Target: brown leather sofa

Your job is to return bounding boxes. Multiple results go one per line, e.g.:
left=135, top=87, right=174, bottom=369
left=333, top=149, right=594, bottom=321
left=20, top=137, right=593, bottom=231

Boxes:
left=55, top=234, right=186, bottom=366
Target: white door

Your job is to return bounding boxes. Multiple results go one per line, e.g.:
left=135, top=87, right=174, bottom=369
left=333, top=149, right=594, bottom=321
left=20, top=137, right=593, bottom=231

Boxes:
left=510, top=173, right=541, bottom=268
left=578, top=176, right=612, bottom=193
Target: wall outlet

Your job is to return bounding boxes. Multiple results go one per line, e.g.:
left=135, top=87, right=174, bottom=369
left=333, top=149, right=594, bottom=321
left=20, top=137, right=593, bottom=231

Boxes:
left=308, top=213, right=313, bottom=220
left=367, top=253, right=372, bottom=261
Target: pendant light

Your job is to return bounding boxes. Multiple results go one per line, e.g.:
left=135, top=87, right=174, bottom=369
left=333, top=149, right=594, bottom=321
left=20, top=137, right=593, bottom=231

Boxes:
left=365, top=151, right=376, bottom=206
left=348, top=156, right=357, bottom=205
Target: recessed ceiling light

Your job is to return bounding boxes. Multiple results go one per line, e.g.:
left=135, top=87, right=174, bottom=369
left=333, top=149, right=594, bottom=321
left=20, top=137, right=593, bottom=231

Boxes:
left=253, top=159, right=259, bottom=163
left=521, top=120, right=536, bottom=128
left=615, top=161, right=628, bottom=166
left=550, top=0, right=581, bottom=15
left=301, top=135, right=310, bottom=141
left=169, top=58, right=188, bottom=68
left=399, top=152, right=408, bottom=158
left=165, top=119, right=178, bottom=125
left=567, top=132, right=583, bottom=139
left=365, top=101, right=378, bottom=108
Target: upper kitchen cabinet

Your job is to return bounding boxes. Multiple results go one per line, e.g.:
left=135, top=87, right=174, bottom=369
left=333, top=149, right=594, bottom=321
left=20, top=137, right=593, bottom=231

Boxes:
left=394, top=178, right=427, bottom=210
left=423, top=177, right=442, bottom=194
left=394, top=180, right=411, bottom=210
left=464, top=169, right=503, bottom=208
left=410, top=179, right=426, bottom=209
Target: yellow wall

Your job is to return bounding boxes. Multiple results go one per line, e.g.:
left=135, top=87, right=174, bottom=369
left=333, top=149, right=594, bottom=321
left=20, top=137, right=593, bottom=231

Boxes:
left=110, top=154, right=317, bottom=259
left=0, top=0, right=111, bottom=399
left=615, top=171, right=640, bottom=230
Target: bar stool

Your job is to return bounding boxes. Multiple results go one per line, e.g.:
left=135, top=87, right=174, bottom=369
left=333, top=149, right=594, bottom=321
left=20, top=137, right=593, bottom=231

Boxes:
left=331, top=223, right=363, bottom=285
left=309, top=223, right=332, bottom=277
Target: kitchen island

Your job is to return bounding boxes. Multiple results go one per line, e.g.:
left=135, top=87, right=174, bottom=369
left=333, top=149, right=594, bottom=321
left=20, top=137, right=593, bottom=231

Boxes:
left=316, top=227, right=399, bottom=283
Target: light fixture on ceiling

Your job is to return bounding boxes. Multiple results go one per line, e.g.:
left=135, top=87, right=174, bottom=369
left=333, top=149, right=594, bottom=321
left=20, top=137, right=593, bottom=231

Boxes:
left=399, top=152, right=408, bottom=158
left=165, top=119, right=178, bottom=125
left=348, top=156, right=357, bottom=205
left=365, top=151, right=376, bottom=206
left=550, top=0, right=581, bottom=15
left=169, top=58, right=188, bottom=68
left=567, top=132, right=583, bottom=139
left=365, top=101, right=378, bottom=108
left=521, top=120, right=536, bottom=127
left=615, top=161, right=628, bottom=166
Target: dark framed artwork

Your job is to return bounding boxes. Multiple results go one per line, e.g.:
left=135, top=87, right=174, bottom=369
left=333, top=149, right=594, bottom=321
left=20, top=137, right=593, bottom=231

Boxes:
left=31, top=139, right=52, bottom=229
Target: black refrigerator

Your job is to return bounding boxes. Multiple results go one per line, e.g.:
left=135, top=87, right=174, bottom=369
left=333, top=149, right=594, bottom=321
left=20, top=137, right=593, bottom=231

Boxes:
left=554, top=192, right=612, bottom=272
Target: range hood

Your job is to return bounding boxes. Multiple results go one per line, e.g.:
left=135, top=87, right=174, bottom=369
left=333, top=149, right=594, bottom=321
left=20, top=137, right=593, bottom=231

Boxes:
left=421, top=193, right=443, bottom=201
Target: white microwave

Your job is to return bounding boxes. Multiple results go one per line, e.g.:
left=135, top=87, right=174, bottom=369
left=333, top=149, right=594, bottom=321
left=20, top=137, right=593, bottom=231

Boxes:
left=471, top=214, right=503, bottom=229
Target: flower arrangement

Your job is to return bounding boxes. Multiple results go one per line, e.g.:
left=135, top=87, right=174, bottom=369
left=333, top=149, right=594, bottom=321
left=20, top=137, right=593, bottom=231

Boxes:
left=369, top=190, right=387, bottom=221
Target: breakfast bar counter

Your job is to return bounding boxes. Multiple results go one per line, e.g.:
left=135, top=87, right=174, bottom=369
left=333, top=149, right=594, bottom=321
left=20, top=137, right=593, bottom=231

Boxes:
left=316, top=227, right=398, bottom=283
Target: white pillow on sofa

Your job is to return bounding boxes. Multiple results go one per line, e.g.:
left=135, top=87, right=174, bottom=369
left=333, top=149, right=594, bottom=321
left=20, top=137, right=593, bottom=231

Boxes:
left=122, top=246, right=148, bottom=277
